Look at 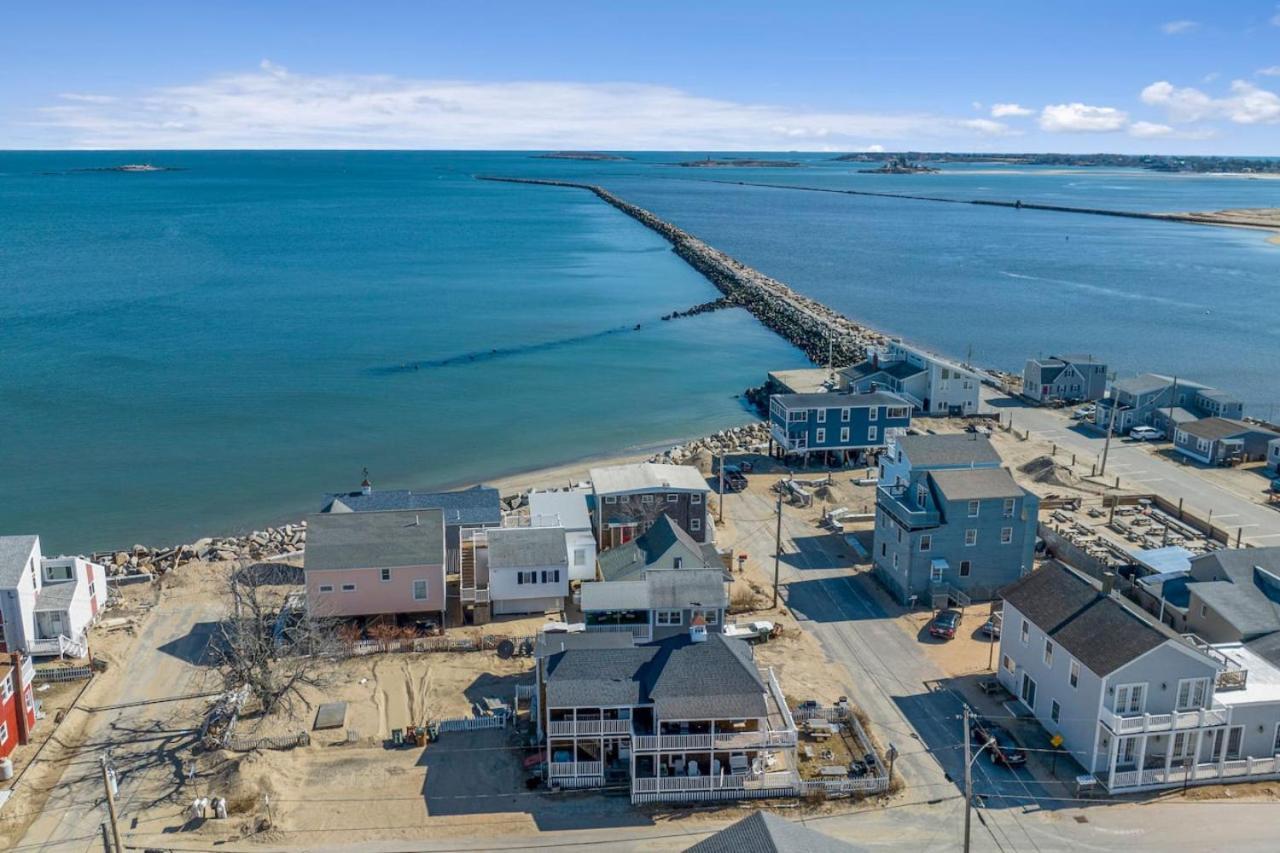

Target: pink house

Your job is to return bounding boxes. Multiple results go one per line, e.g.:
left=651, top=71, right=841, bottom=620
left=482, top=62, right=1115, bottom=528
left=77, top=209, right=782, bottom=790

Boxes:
left=304, top=509, right=446, bottom=625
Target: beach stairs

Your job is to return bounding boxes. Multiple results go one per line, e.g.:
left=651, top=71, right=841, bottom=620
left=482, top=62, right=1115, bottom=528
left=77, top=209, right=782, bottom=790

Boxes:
left=458, top=534, right=492, bottom=625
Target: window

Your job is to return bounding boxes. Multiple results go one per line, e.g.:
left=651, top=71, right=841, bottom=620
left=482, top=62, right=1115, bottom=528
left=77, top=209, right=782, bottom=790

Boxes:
left=44, top=564, right=73, bottom=582
left=788, top=410, right=808, bottom=422
left=816, top=428, right=826, bottom=443
left=690, top=517, right=701, bottom=532
left=1226, top=726, right=1244, bottom=760
left=897, top=527, right=902, bottom=543
left=1003, top=498, right=1015, bottom=518
left=816, top=409, right=826, bottom=423
left=574, top=548, right=587, bottom=567
left=869, top=407, right=878, bottom=421
left=380, top=568, right=392, bottom=582
left=605, top=495, right=617, bottom=504
left=1020, top=673, right=1038, bottom=710
left=919, top=535, right=932, bottom=552
left=840, top=427, right=850, bottom=443
left=318, top=584, right=334, bottom=593
left=1069, top=659, right=1079, bottom=689
left=868, top=426, right=878, bottom=442
left=412, top=579, right=428, bottom=601
left=0, top=722, right=8, bottom=745
left=1200, top=604, right=1208, bottom=618
left=916, top=485, right=928, bottom=507
left=656, top=610, right=682, bottom=626
left=341, top=583, right=356, bottom=592
left=642, top=494, right=654, bottom=504
left=666, top=493, right=678, bottom=502
left=540, top=570, right=561, bottom=584
left=964, top=529, right=977, bottom=547
left=1001, top=527, right=1013, bottom=545
left=959, top=560, right=971, bottom=577
left=880, top=543, right=886, bottom=557
left=968, top=500, right=980, bottom=517
left=1114, top=683, right=1147, bottom=715
left=841, top=408, right=851, bottom=422
left=702, top=609, right=720, bottom=625
left=1043, top=639, right=1054, bottom=667
left=1002, top=654, right=1015, bottom=673
left=1273, top=722, right=1280, bottom=755
left=691, top=493, right=703, bottom=504
left=1050, top=700, right=1061, bottom=724
left=888, top=406, right=909, bottom=419
left=88, top=582, right=95, bottom=599
left=892, top=554, right=899, bottom=569
left=1175, top=677, right=1209, bottom=711
left=517, top=570, right=537, bottom=585
left=0, top=676, right=11, bottom=702
left=930, top=563, right=944, bottom=582
left=1020, top=618, right=1030, bottom=644
left=673, top=557, right=684, bottom=569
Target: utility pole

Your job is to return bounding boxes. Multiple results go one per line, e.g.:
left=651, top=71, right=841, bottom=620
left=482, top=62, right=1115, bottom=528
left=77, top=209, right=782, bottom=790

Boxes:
left=772, top=487, right=783, bottom=609
left=718, top=452, right=726, bottom=524
left=101, top=753, right=123, bottom=853
left=1167, top=376, right=1179, bottom=435
left=1099, top=399, right=1117, bottom=477
left=963, top=706, right=974, bottom=853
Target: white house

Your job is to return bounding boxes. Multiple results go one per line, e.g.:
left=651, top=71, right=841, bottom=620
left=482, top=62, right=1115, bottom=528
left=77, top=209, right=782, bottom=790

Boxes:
left=1, top=535, right=107, bottom=658
left=840, top=338, right=982, bottom=416
left=528, top=489, right=598, bottom=582
left=469, top=525, right=570, bottom=616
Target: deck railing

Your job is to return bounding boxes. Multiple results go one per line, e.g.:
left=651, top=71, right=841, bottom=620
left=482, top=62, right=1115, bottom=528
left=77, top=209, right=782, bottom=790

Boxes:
left=548, top=760, right=603, bottom=778
left=633, top=773, right=749, bottom=793
left=1110, top=755, right=1280, bottom=791
left=1100, top=703, right=1230, bottom=735
left=583, top=623, right=651, bottom=641
left=548, top=719, right=632, bottom=737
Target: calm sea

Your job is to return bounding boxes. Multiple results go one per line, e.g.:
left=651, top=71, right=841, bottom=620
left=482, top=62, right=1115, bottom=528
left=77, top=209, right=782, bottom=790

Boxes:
left=2, top=151, right=1277, bottom=552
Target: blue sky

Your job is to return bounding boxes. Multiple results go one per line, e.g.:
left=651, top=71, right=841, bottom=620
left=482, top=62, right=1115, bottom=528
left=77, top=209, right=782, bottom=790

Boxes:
left=4, top=1, right=1280, bottom=152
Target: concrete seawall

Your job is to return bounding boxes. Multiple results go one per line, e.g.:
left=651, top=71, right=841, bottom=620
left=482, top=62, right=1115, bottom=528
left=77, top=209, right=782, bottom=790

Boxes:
left=478, top=175, right=883, bottom=366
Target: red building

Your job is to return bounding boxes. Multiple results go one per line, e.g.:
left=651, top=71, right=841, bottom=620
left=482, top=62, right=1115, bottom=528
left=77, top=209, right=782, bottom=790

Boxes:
left=0, top=654, right=38, bottom=760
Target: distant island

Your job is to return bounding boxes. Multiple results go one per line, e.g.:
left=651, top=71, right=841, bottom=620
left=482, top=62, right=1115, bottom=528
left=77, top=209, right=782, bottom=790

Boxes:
left=532, top=151, right=630, bottom=161
left=69, top=163, right=182, bottom=173
left=856, top=155, right=939, bottom=174
left=833, top=151, right=1280, bottom=175
left=676, top=157, right=802, bottom=168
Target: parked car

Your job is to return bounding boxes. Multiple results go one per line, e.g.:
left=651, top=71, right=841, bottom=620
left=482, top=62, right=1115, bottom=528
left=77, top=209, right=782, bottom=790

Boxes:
left=980, top=612, right=1002, bottom=639
left=720, top=464, right=748, bottom=493
left=1071, top=405, right=1095, bottom=420
left=970, top=716, right=1027, bottom=767
left=929, top=609, right=962, bottom=640
left=1129, top=426, right=1165, bottom=441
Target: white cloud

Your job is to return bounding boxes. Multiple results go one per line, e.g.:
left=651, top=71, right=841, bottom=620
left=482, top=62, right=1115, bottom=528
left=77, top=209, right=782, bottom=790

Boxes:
left=960, top=118, right=1014, bottom=136
left=1142, top=79, right=1280, bottom=124
left=29, top=63, right=1009, bottom=150
left=1128, top=121, right=1174, bottom=137
left=989, top=103, right=1033, bottom=118
left=1259, top=66, right=1280, bottom=76
left=1272, top=11, right=1280, bottom=26
left=1161, top=19, right=1199, bottom=34
left=1038, top=103, right=1129, bottom=132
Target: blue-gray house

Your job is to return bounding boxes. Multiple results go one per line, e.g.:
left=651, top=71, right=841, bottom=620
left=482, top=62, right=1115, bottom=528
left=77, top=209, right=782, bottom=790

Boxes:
left=873, top=434, right=1039, bottom=606
left=767, top=390, right=912, bottom=465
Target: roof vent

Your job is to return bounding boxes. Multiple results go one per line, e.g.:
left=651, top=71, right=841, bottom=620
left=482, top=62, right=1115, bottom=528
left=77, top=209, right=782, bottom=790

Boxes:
left=689, top=613, right=708, bottom=643
left=361, top=467, right=372, bottom=496
left=1101, top=571, right=1115, bottom=596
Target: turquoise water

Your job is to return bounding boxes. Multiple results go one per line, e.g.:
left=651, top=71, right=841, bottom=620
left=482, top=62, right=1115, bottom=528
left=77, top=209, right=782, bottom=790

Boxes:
left=3, top=151, right=1278, bottom=552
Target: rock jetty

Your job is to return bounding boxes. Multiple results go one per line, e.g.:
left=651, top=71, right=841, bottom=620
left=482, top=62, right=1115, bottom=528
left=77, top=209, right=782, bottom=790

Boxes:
left=643, top=421, right=770, bottom=467
left=478, top=176, right=884, bottom=367
left=91, top=522, right=307, bottom=577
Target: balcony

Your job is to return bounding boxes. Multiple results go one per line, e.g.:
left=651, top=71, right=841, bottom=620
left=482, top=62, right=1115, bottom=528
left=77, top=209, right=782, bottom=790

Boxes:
left=548, top=719, right=633, bottom=737
left=583, top=622, right=651, bottom=642
left=548, top=760, right=603, bottom=778
left=1099, top=703, right=1231, bottom=735
left=877, top=485, right=941, bottom=529
left=631, top=730, right=796, bottom=752
left=1110, top=756, right=1280, bottom=792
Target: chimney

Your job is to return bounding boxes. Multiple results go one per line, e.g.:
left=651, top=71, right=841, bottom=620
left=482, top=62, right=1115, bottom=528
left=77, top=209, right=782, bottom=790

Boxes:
left=360, top=467, right=372, bottom=496
left=689, top=613, right=708, bottom=643
left=1101, top=572, right=1115, bottom=596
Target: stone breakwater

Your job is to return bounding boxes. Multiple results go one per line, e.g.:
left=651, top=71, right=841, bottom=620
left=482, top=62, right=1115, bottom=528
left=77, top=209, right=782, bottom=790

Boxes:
left=92, top=523, right=307, bottom=577
left=478, top=176, right=885, bottom=366
left=643, top=421, right=770, bottom=467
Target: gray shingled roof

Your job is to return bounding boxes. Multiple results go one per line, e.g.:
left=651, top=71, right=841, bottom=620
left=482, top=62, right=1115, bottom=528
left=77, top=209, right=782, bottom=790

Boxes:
left=686, top=811, right=862, bottom=853
left=1112, top=373, right=1175, bottom=396
left=895, top=434, right=1001, bottom=469
left=527, top=490, right=592, bottom=532
left=597, top=515, right=720, bottom=582
left=0, top=535, right=39, bottom=588
left=929, top=467, right=1024, bottom=501
left=771, top=389, right=911, bottom=409
left=305, top=510, right=445, bottom=571
left=34, top=582, right=77, bottom=612
left=319, top=484, right=501, bottom=526
left=534, top=631, right=634, bottom=660
left=543, top=633, right=767, bottom=720
left=581, top=579, right=651, bottom=611
left=1189, top=582, right=1280, bottom=638
left=1180, top=418, right=1275, bottom=442
left=486, top=526, right=568, bottom=570
left=1190, top=547, right=1280, bottom=585
left=647, top=569, right=728, bottom=610
left=1001, top=564, right=1185, bottom=676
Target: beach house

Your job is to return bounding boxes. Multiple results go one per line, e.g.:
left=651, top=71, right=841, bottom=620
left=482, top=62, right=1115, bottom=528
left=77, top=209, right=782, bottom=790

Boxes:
left=303, top=510, right=447, bottom=626
left=767, top=389, right=912, bottom=465
left=320, top=480, right=502, bottom=550
left=527, top=489, right=597, bottom=582
left=839, top=339, right=981, bottom=417
left=596, top=515, right=725, bottom=583
left=999, top=563, right=1280, bottom=794
left=580, top=568, right=728, bottom=643
left=461, top=524, right=570, bottom=617
left=0, top=655, right=38, bottom=761
left=1132, top=548, right=1280, bottom=643
left=1096, top=374, right=1243, bottom=436
left=536, top=627, right=798, bottom=803
left=1269, top=437, right=1280, bottom=474
left=873, top=435, right=1038, bottom=606
left=590, top=463, right=711, bottom=549
left=0, top=535, right=107, bottom=658
left=1021, top=354, right=1108, bottom=405
left=1172, top=419, right=1280, bottom=466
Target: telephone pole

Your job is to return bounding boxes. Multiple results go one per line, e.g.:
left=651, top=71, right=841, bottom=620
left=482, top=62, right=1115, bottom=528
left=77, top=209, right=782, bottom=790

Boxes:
left=963, top=706, right=974, bottom=853
left=1099, top=401, right=1117, bottom=477
left=718, top=452, right=726, bottom=524
left=772, top=486, right=783, bottom=609
left=101, top=753, right=123, bottom=853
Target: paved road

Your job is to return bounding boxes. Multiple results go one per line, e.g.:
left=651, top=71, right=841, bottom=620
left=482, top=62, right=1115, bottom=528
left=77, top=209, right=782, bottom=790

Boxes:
left=987, top=392, right=1280, bottom=546
left=16, top=584, right=222, bottom=853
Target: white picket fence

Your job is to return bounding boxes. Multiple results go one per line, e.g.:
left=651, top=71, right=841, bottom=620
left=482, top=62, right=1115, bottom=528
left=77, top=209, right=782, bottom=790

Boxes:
left=224, top=731, right=310, bottom=752
left=32, top=665, right=94, bottom=683
left=436, top=714, right=508, bottom=733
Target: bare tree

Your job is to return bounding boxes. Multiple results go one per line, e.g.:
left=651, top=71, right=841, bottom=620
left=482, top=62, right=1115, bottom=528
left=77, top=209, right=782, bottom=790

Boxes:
left=210, top=560, right=341, bottom=718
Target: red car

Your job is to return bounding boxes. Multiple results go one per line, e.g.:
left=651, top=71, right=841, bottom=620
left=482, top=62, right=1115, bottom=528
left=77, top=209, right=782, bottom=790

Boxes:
left=929, top=609, right=962, bottom=640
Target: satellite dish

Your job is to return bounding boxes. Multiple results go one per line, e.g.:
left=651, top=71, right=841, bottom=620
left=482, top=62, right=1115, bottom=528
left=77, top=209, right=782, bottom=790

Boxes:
left=497, top=639, right=515, bottom=660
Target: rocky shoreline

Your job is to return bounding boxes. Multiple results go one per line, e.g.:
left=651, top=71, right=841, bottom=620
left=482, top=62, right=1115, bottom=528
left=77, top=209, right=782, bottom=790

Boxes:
left=478, top=176, right=886, bottom=366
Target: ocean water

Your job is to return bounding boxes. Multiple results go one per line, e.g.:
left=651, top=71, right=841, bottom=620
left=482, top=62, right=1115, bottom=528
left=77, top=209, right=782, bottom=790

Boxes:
left=3, top=151, right=1278, bottom=552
